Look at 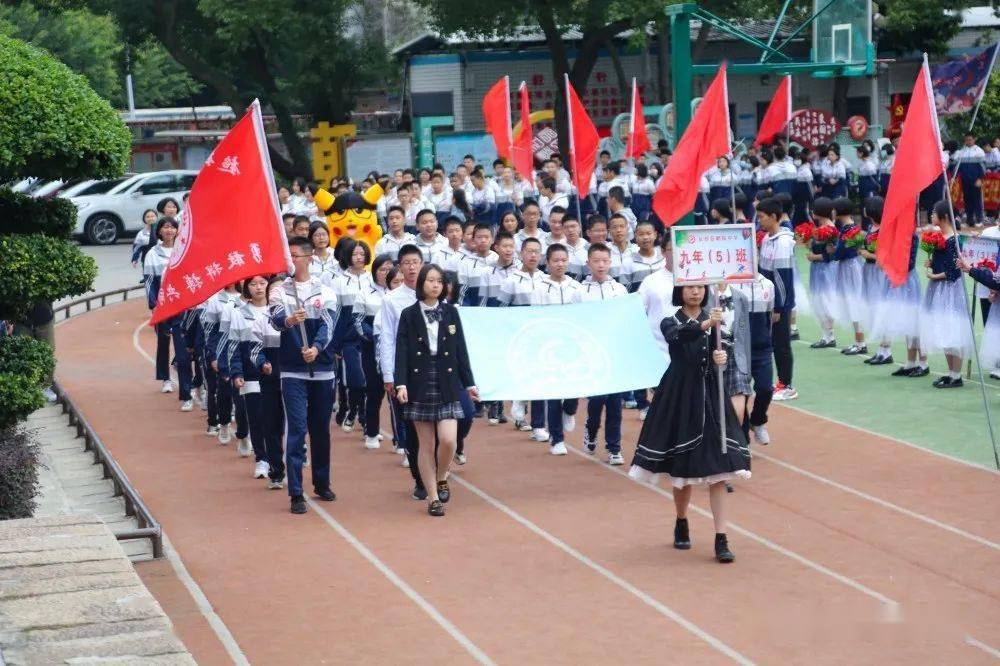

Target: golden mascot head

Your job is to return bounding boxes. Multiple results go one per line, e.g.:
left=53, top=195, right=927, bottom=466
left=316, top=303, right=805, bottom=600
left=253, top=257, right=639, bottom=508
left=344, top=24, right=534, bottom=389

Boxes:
left=313, top=184, right=384, bottom=266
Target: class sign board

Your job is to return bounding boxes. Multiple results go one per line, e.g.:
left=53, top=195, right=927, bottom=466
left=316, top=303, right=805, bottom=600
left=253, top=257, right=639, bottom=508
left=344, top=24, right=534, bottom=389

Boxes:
left=671, top=223, right=758, bottom=285
left=958, top=234, right=1000, bottom=265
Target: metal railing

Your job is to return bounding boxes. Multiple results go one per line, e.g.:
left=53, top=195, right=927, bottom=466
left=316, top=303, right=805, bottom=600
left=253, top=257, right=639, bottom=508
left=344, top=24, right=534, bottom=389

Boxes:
left=54, top=285, right=147, bottom=322
left=50, top=286, right=162, bottom=558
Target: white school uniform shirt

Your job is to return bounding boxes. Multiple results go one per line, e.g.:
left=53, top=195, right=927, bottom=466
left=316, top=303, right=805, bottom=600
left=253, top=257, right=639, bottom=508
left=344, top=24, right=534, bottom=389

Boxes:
left=629, top=176, right=656, bottom=196
left=857, top=156, right=878, bottom=177
left=539, top=192, right=570, bottom=222
left=985, top=147, right=1000, bottom=171
left=953, top=144, right=986, bottom=166
left=637, top=267, right=676, bottom=360
left=796, top=162, right=814, bottom=183
left=706, top=166, right=734, bottom=189
left=496, top=267, right=544, bottom=306
left=357, top=283, right=389, bottom=336
left=413, top=234, right=449, bottom=262
left=376, top=283, right=416, bottom=383
left=426, top=189, right=451, bottom=212
left=515, top=178, right=538, bottom=202
left=624, top=247, right=666, bottom=290
left=579, top=275, right=629, bottom=301
left=330, top=270, right=371, bottom=314
left=543, top=232, right=570, bottom=249
left=457, top=252, right=499, bottom=306
left=430, top=245, right=464, bottom=274
left=309, top=252, right=338, bottom=280
left=495, top=182, right=520, bottom=206
left=469, top=184, right=496, bottom=207
left=373, top=232, right=416, bottom=260
left=820, top=159, right=847, bottom=182
left=608, top=242, right=638, bottom=284
left=514, top=228, right=548, bottom=253
left=564, top=238, right=590, bottom=280
left=531, top=275, right=584, bottom=305
left=879, top=154, right=895, bottom=177
left=609, top=174, right=632, bottom=197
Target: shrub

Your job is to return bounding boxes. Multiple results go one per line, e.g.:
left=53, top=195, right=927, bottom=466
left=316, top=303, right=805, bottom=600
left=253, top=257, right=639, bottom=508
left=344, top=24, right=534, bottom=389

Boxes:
left=0, top=188, right=77, bottom=238
left=0, top=234, right=97, bottom=322
left=0, top=334, right=54, bottom=386
left=0, top=373, right=45, bottom=430
left=0, top=35, right=131, bottom=182
left=0, top=426, right=41, bottom=520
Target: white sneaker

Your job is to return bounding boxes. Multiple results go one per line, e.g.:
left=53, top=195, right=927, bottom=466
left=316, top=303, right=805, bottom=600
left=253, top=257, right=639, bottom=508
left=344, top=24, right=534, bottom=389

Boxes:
left=550, top=441, right=568, bottom=456
left=237, top=438, right=252, bottom=457
left=205, top=425, right=220, bottom=437
left=199, top=390, right=208, bottom=411
left=394, top=445, right=406, bottom=455
left=341, top=418, right=354, bottom=433
left=515, top=420, right=531, bottom=432
left=376, top=433, right=385, bottom=441
left=638, top=407, right=649, bottom=421
left=562, top=413, right=576, bottom=433
left=530, top=428, right=550, bottom=442
left=363, top=436, right=380, bottom=450
left=511, top=400, right=526, bottom=421
left=268, top=477, right=284, bottom=490
left=217, top=424, right=232, bottom=445
left=454, top=452, right=467, bottom=465
left=401, top=455, right=410, bottom=468
left=161, top=380, right=173, bottom=393
left=583, top=434, right=597, bottom=454
left=623, top=399, right=638, bottom=409
left=180, top=400, right=194, bottom=412
left=751, top=425, right=771, bottom=445
left=608, top=452, right=625, bottom=466
left=254, top=461, right=269, bottom=478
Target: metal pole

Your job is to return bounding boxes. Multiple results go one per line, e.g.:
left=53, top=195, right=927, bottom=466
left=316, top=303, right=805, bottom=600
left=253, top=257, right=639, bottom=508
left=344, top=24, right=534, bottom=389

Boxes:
left=969, top=44, right=998, bottom=132
left=290, top=283, right=314, bottom=378
left=714, top=288, right=727, bottom=454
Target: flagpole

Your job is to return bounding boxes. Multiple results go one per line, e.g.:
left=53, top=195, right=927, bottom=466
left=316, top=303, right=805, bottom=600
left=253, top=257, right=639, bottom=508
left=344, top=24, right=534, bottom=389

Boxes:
left=565, top=74, right=584, bottom=223
left=968, top=43, right=998, bottom=132
left=927, top=53, right=1000, bottom=469
left=504, top=75, right=514, bottom=164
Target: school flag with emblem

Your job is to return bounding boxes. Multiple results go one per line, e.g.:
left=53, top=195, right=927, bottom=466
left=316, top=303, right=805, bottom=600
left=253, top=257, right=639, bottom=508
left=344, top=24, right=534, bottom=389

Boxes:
left=149, top=99, right=291, bottom=325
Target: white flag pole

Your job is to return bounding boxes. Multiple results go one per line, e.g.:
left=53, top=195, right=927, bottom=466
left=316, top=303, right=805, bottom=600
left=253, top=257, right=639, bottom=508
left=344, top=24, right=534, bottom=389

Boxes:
left=565, top=74, right=583, bottom=223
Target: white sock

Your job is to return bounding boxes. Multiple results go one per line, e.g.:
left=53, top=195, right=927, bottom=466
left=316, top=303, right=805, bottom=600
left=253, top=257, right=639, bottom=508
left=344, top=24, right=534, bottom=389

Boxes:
left=949, top=371, right=961, bottom=379
left=903, top=361, right=916, bottom=369
left=879, top=345, right=892, bottom=357
left=823, top=329, right=834, bottom=341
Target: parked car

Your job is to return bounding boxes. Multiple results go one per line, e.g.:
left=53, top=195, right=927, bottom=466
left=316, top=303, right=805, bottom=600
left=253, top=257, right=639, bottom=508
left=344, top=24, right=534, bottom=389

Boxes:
left=70, top=170, right=198, bottom=244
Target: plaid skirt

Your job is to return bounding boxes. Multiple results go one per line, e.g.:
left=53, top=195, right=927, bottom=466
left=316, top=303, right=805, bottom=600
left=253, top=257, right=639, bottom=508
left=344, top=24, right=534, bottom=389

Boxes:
left=724, top=352, right=752, bottom=397
left=402, top=360, right=465, bottom=422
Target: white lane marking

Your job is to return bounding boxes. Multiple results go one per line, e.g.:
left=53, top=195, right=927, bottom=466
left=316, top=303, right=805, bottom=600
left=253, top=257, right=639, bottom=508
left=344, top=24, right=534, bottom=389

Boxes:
left=564, top=445, right=900, bottom=616
left=773, top=401, right=1000, bottom=475
left=756, top=451, right=1000, bottom=551
left=162, top=534, right=250, bottom=666
left=448, top=474, right=755, bottom=665
left=307, top=500, right=495, bottom=665
left=966, top=636, right=1000, bottom=659
left=133, top=318, right=493, bottom=664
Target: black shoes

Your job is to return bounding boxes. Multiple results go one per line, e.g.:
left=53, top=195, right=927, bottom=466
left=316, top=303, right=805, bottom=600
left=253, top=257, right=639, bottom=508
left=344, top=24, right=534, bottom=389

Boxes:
left=789, top=329, right=800, bottom=341
left=411, top=485, right=428, bottom=501
left=810, top=339, right=836, bottom=349
left=933, top=376, right=964, bottom=388
left=865, top=355, right=893, bottom=365
left=428, top=500, right=445, bottom=517
left=892, top=365, right=929, bottom=377
left=315, top=488, right=336, bottom=502
left=715, top=533, right=734, bottom=563
left=437, top=480, right=451, bottom=503
left=673, top=518, right=691, bottom=550
left=290, top=496, right=307, bottom=514
left=841, top=344, right=868, bottom=356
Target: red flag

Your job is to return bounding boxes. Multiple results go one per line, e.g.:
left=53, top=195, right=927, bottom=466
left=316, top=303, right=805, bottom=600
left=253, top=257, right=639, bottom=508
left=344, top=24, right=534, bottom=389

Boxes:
left=878, top=57, right=944, bottom=287
left=483, top=76, right=513, bottom=161
left=754, top=75, right=792, bottom=146
left=511, top=81, right=534, bottom=181
left=653, top=63, right=731, bottom=227
left=625, top=78, right=651, bottom=160
left=150, top=100, right=290, bottom=325
left=565, top=74, right=600, bottom=199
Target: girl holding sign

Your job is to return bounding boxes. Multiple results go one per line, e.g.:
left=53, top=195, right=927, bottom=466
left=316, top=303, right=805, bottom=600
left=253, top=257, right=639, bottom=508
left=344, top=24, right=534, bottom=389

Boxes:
left=629, top=285, right=751, bottom=564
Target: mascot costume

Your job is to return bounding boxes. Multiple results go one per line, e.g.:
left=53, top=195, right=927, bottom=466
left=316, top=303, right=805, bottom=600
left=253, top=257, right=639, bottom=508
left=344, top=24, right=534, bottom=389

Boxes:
left=313, top=184, right=384, bottom=266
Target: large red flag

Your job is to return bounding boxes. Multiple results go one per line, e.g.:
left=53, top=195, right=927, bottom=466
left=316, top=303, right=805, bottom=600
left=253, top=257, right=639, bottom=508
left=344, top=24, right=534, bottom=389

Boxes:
left=653, top=63, right=731, bottom=227
left=150, top=100, right=291, bottom=325
left=483, top=76, right=513, bottom=161
left=878, top=57, right=944, bottom=287
left=564, top=74, right=600, bottom=200
left=625, top=78, right=651, bottom=160
left=754, top=75, right=792, bottom=146
left=511, top=81, right=534, bottom=181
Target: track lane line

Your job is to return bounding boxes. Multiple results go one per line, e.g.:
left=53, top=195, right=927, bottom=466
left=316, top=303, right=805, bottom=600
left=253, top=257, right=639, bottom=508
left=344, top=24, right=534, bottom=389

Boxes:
left=966, top=636, right=1000, bottom=660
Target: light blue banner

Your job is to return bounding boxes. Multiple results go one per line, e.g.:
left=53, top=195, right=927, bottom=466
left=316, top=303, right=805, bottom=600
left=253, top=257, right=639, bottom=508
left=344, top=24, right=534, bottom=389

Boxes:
left=457, top=294, right=668, bottom=401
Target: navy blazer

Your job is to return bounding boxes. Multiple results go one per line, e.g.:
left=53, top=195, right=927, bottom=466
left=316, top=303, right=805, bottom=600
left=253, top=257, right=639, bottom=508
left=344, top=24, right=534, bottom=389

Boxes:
left=394, top=302, right=475, bottom=403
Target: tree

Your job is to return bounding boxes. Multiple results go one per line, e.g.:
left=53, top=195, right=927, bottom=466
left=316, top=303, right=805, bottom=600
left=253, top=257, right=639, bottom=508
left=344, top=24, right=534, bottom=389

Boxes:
left=129, top=37, right=204, bottom=108
left=65, top=0, right=392, bottom=179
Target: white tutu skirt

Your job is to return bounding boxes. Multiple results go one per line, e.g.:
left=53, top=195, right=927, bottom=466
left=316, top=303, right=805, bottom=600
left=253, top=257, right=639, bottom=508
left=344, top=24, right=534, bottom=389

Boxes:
left=918, top=278, right=974, bottom=356
left=861, top=262, right=889, bottom=333
left=628, top=465, right=752, bottom=488
left=979, top=311, right=1000, bottom=369
left=808, top=261, right=839, bottom=325
left=835, top=256, right=866, bottom=325
left=869, top=270, right=922, bottom=342
left=792, top=255, right=810, bottom=312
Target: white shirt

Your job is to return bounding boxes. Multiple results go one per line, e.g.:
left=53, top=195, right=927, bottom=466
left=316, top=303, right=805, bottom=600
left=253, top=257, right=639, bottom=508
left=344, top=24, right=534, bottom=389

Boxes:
left=539, top=193, right=570, bottom=221
left=418, top=301, right=441, bottom=355
left=637, top=267, right=676, bottom=360
left=497, top=268, right=545, bottom=306
left=426, top=189, right=451, bottom=212
left=531, top=275, right=583, bottom=305
left=430, top=245, right=464, bottom=273
left=514, top=228, right=547, bottom=253
left=376, top=284, right=417, bottom=383
left=374, top=232, right=416, bottom=260
left=579, top=275, right=629, bottom=301
left=413, top=234, right=448, bottom=262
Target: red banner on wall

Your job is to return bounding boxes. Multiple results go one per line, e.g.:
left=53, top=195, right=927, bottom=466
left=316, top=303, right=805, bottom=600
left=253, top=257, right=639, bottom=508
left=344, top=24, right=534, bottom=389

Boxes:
left=949, top=173, right=1000, bottom=212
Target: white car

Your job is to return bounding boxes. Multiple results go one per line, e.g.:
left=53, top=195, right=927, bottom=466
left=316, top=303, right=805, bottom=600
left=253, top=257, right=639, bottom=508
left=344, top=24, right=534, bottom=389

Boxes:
left=70, top=170, right=198, bottom=244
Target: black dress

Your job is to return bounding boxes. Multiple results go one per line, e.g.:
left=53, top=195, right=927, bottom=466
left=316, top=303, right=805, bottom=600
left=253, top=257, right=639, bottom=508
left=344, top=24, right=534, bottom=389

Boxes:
left=628, top=309, right=751, bottom=487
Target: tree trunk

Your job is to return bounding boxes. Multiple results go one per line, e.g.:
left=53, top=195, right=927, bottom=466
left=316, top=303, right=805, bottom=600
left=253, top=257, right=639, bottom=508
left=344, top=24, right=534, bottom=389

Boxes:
left=832, top=76, right=850, bottom=123
left=656, top=20, right=670, bottom=104
left=536, top=2, right=572, bottom=160
left=605, top=38, right=629, bottom=108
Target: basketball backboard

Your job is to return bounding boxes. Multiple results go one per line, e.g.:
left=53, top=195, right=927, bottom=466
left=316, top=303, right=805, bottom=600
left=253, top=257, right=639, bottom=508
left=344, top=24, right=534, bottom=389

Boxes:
left=813, top=0, right=872, bottom=67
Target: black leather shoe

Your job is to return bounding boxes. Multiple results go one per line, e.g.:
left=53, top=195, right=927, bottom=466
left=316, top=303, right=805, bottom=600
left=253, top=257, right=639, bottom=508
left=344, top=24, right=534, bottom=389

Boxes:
left=428, top=500, right=445, bottom=517
left=290, top=496, right=307, bottom=514
left=314, top=488, right=336, bottom=502
left=437, top=480, right=451, bottom=503
left=892, top=366, right=914, bottom=377
left=869, top=355, right=893, bottom=365
left=932, top=376, right=953, bottom=388
left=908, top=366, right=930, bottom=377
left=673, top=518, right=691, bottom=550
left=810, top=339, right=836, bottom=349
left=411, top=485, right=428, bottom=501
left=790, top=329, right=800, bottom=341
left=715, top=533, right=734, bottom=563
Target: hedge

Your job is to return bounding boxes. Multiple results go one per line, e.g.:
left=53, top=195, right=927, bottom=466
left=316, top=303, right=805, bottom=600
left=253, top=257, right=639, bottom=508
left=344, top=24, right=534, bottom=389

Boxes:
left=0, top=335, right=54, bottom=386
left=0, top=426, right=41, bottom=520
left=0, top=35, right=131, bottom=182
left=0, top=372, right=45, bottom=430
left=0, top=188, right=77, bottom=238
left=0, top=234, right=97, bottom=321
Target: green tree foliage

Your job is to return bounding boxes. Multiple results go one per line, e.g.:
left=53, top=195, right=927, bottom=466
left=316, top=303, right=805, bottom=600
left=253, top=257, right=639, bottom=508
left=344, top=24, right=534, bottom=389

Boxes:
left=0, top=35, right=131, bottom=181
left=0, top=235, right=98, bottom=322
left=130, top=37, right=204, bottom=108
left=0, top=190, right=77, bottom=238
left=875, top=0, right=971, bottom=57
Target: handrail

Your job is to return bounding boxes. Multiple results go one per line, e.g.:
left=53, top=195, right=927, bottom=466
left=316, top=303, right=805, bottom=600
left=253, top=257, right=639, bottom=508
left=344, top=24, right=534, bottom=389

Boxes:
left=54, top=285, right=147, bottom=322
left=50, top=285, right=162, bottom=558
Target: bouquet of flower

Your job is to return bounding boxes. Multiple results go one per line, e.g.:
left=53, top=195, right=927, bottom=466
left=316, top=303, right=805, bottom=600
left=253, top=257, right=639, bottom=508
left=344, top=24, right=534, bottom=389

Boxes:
left=975, top=257, right=998, bottom=273
left=865, top=230, right=879, bottom=253
left=919, top=230, right=946, bottom=254
left=794, top=222, right=816, bottom=244
left=814, top=225, right=839, bottom=244
left=756, top=229, right=766, bottom=248
left=842, top=226, right=866, bottom=249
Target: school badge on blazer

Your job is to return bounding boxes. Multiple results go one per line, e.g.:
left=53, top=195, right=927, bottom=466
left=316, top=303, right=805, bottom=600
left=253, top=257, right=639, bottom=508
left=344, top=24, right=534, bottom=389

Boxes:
left=448, top=324, right=456, bottom=334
